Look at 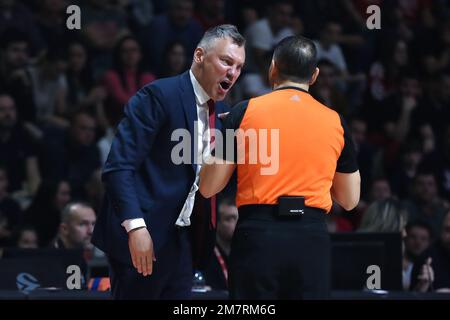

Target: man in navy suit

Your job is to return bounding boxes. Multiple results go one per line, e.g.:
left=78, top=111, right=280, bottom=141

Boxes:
left=92, top=25, right=246, bottom=299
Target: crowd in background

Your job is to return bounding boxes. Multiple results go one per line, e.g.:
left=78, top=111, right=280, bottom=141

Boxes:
left=0, top=0, right=450, bottom=292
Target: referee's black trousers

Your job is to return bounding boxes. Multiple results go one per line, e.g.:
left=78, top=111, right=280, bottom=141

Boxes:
left=229, top=205, right=331, bottom=300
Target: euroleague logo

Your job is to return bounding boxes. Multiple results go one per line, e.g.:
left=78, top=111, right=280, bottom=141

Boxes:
left=16, top=273, right=40, bottom=293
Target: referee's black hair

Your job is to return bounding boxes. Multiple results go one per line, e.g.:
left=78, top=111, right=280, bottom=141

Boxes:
left=273, top=35, right=318, bottom=84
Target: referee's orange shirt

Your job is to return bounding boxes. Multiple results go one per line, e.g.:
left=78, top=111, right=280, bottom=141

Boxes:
left=218, top=87, right=358, bottom=213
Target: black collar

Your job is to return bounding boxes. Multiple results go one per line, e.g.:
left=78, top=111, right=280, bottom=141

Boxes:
left=274, top=86, right=309, bottom=94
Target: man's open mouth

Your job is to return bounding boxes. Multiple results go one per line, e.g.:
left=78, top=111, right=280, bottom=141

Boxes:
left=219, top=81, right=231, bottom=90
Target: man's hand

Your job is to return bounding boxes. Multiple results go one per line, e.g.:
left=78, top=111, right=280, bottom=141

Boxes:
left=415, top=257, right=434, bottom=292
left=128, top=227, right=156, bottom=276
left=402, top=96, right=417, bottom=113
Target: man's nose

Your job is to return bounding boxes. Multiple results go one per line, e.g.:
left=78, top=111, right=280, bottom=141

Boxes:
left=228, top=66, right=239, bottom=78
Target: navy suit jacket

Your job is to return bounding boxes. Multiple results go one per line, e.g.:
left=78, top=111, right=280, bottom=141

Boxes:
left=92, top=71, right=228, bottom=266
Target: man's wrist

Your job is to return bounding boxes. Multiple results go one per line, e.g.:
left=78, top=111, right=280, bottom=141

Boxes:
left=122, top=218, right=146, bottom=233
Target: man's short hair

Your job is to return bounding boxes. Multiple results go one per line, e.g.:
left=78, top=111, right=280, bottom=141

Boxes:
left=405, top=220, right=433, bottom=238
left=61, top=202, right=92, bottom=223
left=197, top=24, right=245, bottom=52
left=273, top=35, right=318, bottom=83
left=217, top=195, right=237, bottom=221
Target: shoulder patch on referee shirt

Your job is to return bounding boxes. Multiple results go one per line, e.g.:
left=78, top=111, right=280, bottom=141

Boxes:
left=290, top=94, right=301, bottom=102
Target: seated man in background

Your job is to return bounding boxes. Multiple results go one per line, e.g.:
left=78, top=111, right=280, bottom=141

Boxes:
left=54, top=202, right=96, bottom=257
left=204, top=196, right=238, bottom=291
left=411, top=211, right=450, bottom=292
left=403, top=220, right=433, bottom=291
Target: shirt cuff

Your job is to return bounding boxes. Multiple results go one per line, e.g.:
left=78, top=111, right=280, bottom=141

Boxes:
left=121, top=218, right=146, bottom=233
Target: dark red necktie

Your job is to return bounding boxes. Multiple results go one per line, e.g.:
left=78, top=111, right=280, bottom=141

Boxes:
left=207, top=99, right=216, bottom=229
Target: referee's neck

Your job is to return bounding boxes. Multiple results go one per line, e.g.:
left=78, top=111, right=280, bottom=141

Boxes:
left=273, top=81, right=309, bottom=92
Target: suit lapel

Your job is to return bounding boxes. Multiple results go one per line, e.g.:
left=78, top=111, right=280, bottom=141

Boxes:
left=179, top=71, right=197, bottom=172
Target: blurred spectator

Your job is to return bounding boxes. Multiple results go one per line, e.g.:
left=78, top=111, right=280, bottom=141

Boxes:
left=204, top=196, right=238, bottom=291
left=194, top=0, right=225, bottom=31
left=159, top=40, right=189, bottom=78
left=11, top=225, right=39, bottom=249
left=237, top=5, right=259, bottom=31
left=314, top=20, right=366, bottom=108
left=80, top=0, right=129, bottom=46
left=396, top=0, right=434, bottom=26
left=368, top=177, right=392, bottom=203
left=84, top=169, right=104, bottom=214
left=404, top=172, right=449, bottom=238
left=390, top=141, right=423, bottom=199
left=0, top=166, right=23, bottom=239
left=97, top=126, right=114, bottom=165
left=349, top=116, right=381, bottom=198
left=24, top=179, right=71, bottom=247
left=55, top=202, right=96, bottom=253
left=403, top=220, right=433, bottom=290
left=381, top=3, right=415, bottom=43
left=146, top=0, right=203, bottom=74
left=405, top=220, right=434, bottom=258
left=0, top=93, right=41, bottom=195
left=369, top=72, right=424, bottom=172
left=42, top=112, right=101, bottom=200
left=367, top=39, right=410, bottom=104
left=34, top=0, right=73, bottom=52
left=127, top=0, right=155, bottom=31
left=103, top=35, right=155, bottom=127
left=12, top=49, right=69, bottom=130
left=411, top=73, right=450, bottom=146
left=410, top=210, right=450, bottom=292
left=0, top=29, right=35, bottom=123
left=419, top=125, right=450, bottom=202
left=80, top=0, right=130, bottom=76
left=65, top=41, right=107, bottom=129
left=0, top=0, right=43, bottom=55
left=242, top=0, right=294, bottom=98
left=333, top=177, right=393, bottom=232
left=314, top=21, right=348, bottom=75
left=357, top=197, right=422, bottom=291
left=295, top=0, right=342, bottom=39
left=358, top=198, right=408, bottom=233
left=126, top=0, right=155, bottom=54
left=311, top=59, right=348, bottom=116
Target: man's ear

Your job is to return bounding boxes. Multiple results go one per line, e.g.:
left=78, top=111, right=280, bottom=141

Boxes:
left=193, top=47, right=205, bottom=64
left=59, top=223, right=68, bottom=236
left=309, top=67, right=320, bottom=86
left=268, top=59, right=277, bottom=88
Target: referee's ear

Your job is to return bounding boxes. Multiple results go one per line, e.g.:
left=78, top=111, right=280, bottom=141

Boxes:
left=309, top=67, right=320, bottom=86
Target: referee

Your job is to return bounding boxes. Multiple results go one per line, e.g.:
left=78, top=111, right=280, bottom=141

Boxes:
left=199, top=35, right=360, bottom=299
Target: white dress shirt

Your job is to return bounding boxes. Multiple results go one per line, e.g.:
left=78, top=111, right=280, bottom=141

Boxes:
left=122, top=70, right=211, bottom=232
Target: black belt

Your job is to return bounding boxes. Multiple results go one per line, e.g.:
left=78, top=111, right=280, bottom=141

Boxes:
left=238, top=204, right=326, bottom=222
